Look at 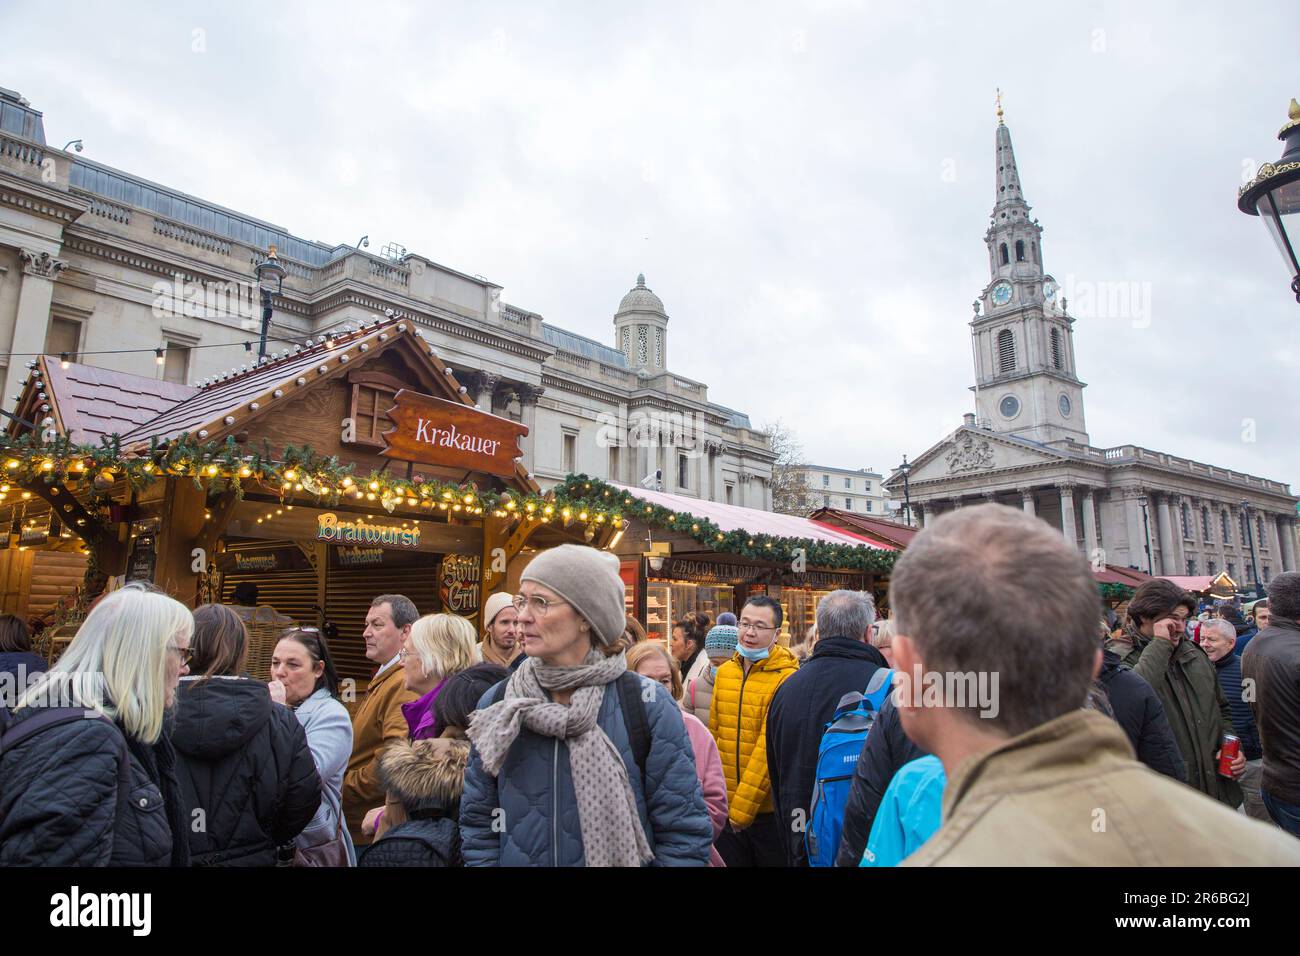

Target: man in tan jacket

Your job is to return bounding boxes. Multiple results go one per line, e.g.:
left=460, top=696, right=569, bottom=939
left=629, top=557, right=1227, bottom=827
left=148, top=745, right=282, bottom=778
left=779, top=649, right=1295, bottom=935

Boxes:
left=887, top=504, right=1300, bottom=867
left=342, top=593, right=420, bottom=846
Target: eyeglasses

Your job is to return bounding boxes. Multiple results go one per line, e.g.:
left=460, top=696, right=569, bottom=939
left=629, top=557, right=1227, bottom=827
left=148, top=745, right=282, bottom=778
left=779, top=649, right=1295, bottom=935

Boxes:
left=168, top=643, right=195, bottom=665
left=512, top=594, right=570, bottom=616
left=737, top=621, right=777, bottom=634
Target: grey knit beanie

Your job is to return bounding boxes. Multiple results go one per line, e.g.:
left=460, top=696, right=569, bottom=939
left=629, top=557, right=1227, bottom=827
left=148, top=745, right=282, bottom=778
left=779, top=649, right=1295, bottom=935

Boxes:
left=520, top=544, right=626, bottom=647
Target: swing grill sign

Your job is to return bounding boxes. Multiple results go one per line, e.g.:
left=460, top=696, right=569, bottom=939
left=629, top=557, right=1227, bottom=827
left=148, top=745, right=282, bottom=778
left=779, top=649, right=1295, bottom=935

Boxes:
left=379, top=389, right=528, bottom=479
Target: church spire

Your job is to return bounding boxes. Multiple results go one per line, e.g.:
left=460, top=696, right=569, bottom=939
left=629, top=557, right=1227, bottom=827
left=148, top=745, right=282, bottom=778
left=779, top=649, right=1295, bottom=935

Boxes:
left=993, top=97, right=1030, bottom=217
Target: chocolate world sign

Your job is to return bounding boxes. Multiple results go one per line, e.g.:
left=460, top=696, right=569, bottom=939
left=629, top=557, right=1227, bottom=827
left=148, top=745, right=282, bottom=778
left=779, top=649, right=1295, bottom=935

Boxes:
left=381, top=389, right=528, bottom=479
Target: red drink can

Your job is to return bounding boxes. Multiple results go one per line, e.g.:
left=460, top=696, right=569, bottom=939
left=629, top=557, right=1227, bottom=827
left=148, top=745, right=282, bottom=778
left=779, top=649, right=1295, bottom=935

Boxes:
left=1218, top=734, right=1240, bottom=777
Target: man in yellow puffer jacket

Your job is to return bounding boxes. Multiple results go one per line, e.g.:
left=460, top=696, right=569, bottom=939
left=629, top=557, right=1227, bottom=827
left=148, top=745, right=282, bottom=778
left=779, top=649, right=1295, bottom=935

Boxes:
left=709, top=596, right=799, bottom=866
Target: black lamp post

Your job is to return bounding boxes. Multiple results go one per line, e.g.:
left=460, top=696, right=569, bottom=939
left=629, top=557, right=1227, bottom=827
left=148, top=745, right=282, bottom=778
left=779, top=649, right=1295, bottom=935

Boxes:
left=1238, top=99, right=1300, bottom=303
left=1240, top=500, right=1265, bottom=598
left=254, top=245, right=287, bottom=362
left=898, top=455, right=913, bottom=526
left=1138, top=494, right=1154, bottom=576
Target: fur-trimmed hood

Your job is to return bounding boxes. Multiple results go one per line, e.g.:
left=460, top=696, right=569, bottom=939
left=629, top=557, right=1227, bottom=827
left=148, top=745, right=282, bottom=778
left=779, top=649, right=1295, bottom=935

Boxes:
left=378, top=737, right=470, bottom=812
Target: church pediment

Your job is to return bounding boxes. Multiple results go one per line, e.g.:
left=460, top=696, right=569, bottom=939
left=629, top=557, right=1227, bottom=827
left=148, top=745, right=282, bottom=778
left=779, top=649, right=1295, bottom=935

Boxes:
left=891, top=427, right=1072, bottom=487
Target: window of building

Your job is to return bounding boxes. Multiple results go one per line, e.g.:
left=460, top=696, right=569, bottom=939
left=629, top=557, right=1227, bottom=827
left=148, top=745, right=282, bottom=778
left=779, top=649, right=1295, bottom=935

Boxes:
left=822, top=474, right=829, bottom=488
left=1227, top=562, right=1236, bottom=579
left=45, top=316, right=82, bottom=361
left=1240, top=511, right=1249, bottom=545
left=1202, top=506, right=1211, bottom=542
left=607, top=445, right=620, bottom=482
left=1257, top=516, right=1265, bottom=548
left=843, top=477, right=851, bottom=489
left=725, top=484, right=734, bottom=504
left=163, top=342, right=191, bottom=385
left=1015, top=239, right=1025, bottom=262
left=1246, top=563, right=1254, bottom=583
left=997, top=329, right=1016, bottom=374
left=654, top=327, right=663, bottom=368
left=636, top=326, right=648, bottom=365
left=1186, top=560, right=1196, bottom=576
left=678, top=453, right=689, bottom=491
left=1264, top=566, right=1271, bottom=582
left=1050, top=328, right=1063, bottom=370
left=562, top=430, right=577, bottom=473
left=845, top=498, right=852, bottom=510
left=1222, top=511, right=1231, bottom=544
left=1208, top=560, right=1217, bottom=575
left=1180, top=503, right=1189, bottom=540
left=999, top=243, right=1009, bottom=266
left=822, top=495, right=830, bottom=508
left=864, top=480, right=871, bottom=492
left=866, top=501, right=873, bottom=512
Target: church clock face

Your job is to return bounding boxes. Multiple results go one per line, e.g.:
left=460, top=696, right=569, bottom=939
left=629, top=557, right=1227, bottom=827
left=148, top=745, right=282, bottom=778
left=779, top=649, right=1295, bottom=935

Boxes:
left=991, top=282, right=1013, bottom=306
left=1058, top=394, right=1072, bottom=417
left=999, top=394, right=1021, bottom=419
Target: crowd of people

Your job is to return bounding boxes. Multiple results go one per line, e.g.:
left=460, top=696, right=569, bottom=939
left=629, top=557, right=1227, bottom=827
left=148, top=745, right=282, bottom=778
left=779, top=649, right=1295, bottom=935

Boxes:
left=1, top=504, right=1298, bottom=866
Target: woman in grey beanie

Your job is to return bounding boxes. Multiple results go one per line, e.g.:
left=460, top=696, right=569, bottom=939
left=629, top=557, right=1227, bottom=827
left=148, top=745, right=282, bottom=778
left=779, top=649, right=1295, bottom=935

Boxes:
left=460, top=544, right=712, bottom=867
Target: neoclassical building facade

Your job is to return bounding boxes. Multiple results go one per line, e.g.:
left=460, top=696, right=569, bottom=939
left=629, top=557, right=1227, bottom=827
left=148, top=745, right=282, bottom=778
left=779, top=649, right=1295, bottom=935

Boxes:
left=886, top=108, right=1298, bottom=585
left=0, top=86, right=774, bottom=505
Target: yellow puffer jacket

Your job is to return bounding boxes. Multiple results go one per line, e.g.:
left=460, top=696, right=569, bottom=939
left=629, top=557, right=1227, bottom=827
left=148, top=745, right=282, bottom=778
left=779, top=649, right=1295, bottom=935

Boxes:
left=709, top=644, right=799, bottom=828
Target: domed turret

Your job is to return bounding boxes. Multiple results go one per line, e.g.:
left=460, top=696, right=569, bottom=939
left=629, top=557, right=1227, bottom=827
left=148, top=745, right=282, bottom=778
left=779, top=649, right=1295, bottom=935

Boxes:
left=613, top=273, right=669, bottom=372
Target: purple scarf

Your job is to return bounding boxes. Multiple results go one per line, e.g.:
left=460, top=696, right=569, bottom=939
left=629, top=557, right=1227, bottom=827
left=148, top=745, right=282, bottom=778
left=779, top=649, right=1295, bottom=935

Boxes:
left=401, top=677, right=449, bottom=740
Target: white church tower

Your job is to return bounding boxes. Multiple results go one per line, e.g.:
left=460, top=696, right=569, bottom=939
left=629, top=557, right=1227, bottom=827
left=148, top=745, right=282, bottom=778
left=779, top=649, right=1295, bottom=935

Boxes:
left=971, top=95, right=1088, bottom=448
left=614, top=274, right=669, bottom=373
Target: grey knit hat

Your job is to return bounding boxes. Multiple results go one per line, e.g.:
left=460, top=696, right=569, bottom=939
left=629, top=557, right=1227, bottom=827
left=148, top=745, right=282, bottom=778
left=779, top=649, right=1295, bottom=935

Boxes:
left=520, top=544, right=626, bottom=647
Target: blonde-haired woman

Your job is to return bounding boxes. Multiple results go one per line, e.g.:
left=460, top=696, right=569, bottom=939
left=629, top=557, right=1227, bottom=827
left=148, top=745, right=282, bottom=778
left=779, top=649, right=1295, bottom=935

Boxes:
left=0, top=583, right=194, bottom=866
left=363, top=613, right=477, bottom=839
left=870, top=619, right=896, bottom=669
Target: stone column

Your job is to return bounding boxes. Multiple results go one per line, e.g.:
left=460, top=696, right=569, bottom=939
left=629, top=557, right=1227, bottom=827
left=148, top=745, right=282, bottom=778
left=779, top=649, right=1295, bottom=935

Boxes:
left=3, top=250, right=67, bottom=409
left=1057, top=482, right=1078, bottom=550
left=517, top=384, right=544, bottom=476
left=1280, top=518, right=1297, bottom=572
left=709, top=444, right=723, bottom=502
left=1168, top=494, right=1186, bottom=575
left=475, top=371, right=500, bottom=413
left=914, top=502, right=926, bottom=528
left=1156, top=493, right=1177, bottom=576
left=1081, top=487, right=1099, bottom=560
left=1018, top=486, right=1036, bottom=517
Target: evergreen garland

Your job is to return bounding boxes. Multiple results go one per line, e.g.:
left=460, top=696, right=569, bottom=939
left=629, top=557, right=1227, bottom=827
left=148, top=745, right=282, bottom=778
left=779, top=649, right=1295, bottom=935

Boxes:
left=551, top=474, right=899, bottom=574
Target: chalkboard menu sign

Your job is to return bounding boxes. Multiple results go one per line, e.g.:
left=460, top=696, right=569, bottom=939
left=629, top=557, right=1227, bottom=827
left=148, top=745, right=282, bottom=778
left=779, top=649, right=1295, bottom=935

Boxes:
left=125, top=518, right=160, bottom=583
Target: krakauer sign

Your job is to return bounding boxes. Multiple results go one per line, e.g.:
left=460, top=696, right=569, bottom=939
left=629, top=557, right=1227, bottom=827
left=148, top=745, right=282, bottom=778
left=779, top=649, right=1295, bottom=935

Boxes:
left=380, top=389, right=528, bottom=479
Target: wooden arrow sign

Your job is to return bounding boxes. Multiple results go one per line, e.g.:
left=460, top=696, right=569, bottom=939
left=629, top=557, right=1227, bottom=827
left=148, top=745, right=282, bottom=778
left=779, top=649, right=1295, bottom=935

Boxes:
left=379, top=389, right=528, bottom=479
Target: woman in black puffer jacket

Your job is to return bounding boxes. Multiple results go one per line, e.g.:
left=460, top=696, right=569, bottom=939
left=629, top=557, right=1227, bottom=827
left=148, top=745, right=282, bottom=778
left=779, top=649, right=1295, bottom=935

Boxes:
left=172, top=604, right=320, bottom=866
left=0, top=584, right=194, bottom=866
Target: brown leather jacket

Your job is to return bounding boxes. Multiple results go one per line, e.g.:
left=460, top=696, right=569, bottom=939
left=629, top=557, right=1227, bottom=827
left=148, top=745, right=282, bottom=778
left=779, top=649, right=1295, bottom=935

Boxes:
left=341, top=663, right=418, bottom=845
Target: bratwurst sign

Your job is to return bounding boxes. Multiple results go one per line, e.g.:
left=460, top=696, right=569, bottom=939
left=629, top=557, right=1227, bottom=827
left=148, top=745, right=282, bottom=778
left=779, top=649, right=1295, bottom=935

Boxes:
left=380, top=389, right=528, bottom=478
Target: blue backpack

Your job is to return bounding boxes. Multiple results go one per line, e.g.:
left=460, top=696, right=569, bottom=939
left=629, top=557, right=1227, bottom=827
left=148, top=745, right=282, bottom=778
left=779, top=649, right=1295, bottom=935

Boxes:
left=805, top=668, right=894, bottom=867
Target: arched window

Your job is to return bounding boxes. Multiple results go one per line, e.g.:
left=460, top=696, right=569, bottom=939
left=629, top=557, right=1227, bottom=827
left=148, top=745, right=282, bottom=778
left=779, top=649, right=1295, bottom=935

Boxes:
left=999, top=243, right=1009, bottom=266
left=1050, top=328, right=1063, bottom=370
left=1015, top=239, right=1025, bottom=261
left=997, top=329, right=1016, bottom=374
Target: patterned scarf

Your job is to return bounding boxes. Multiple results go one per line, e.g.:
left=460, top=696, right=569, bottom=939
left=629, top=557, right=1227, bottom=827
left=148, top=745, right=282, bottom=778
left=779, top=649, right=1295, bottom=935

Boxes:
left=468, top=648, right=653, bottom=867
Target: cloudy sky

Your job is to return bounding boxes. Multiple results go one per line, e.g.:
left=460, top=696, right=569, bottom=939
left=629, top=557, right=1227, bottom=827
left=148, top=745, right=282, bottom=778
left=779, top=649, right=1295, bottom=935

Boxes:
left=6, top=0, right=1299, bottom=489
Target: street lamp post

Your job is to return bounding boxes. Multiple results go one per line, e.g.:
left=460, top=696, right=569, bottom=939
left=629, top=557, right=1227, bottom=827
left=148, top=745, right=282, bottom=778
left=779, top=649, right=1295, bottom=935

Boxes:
left=1238, top=99, right=1300, bottom=304
left=1138, top=494, right=1154, bottom=576
left=1241, top=500, right=1265, bottom=598
left=254, top=245, right=287, bottom=362
left=898, top=455, right=913, bottom=526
